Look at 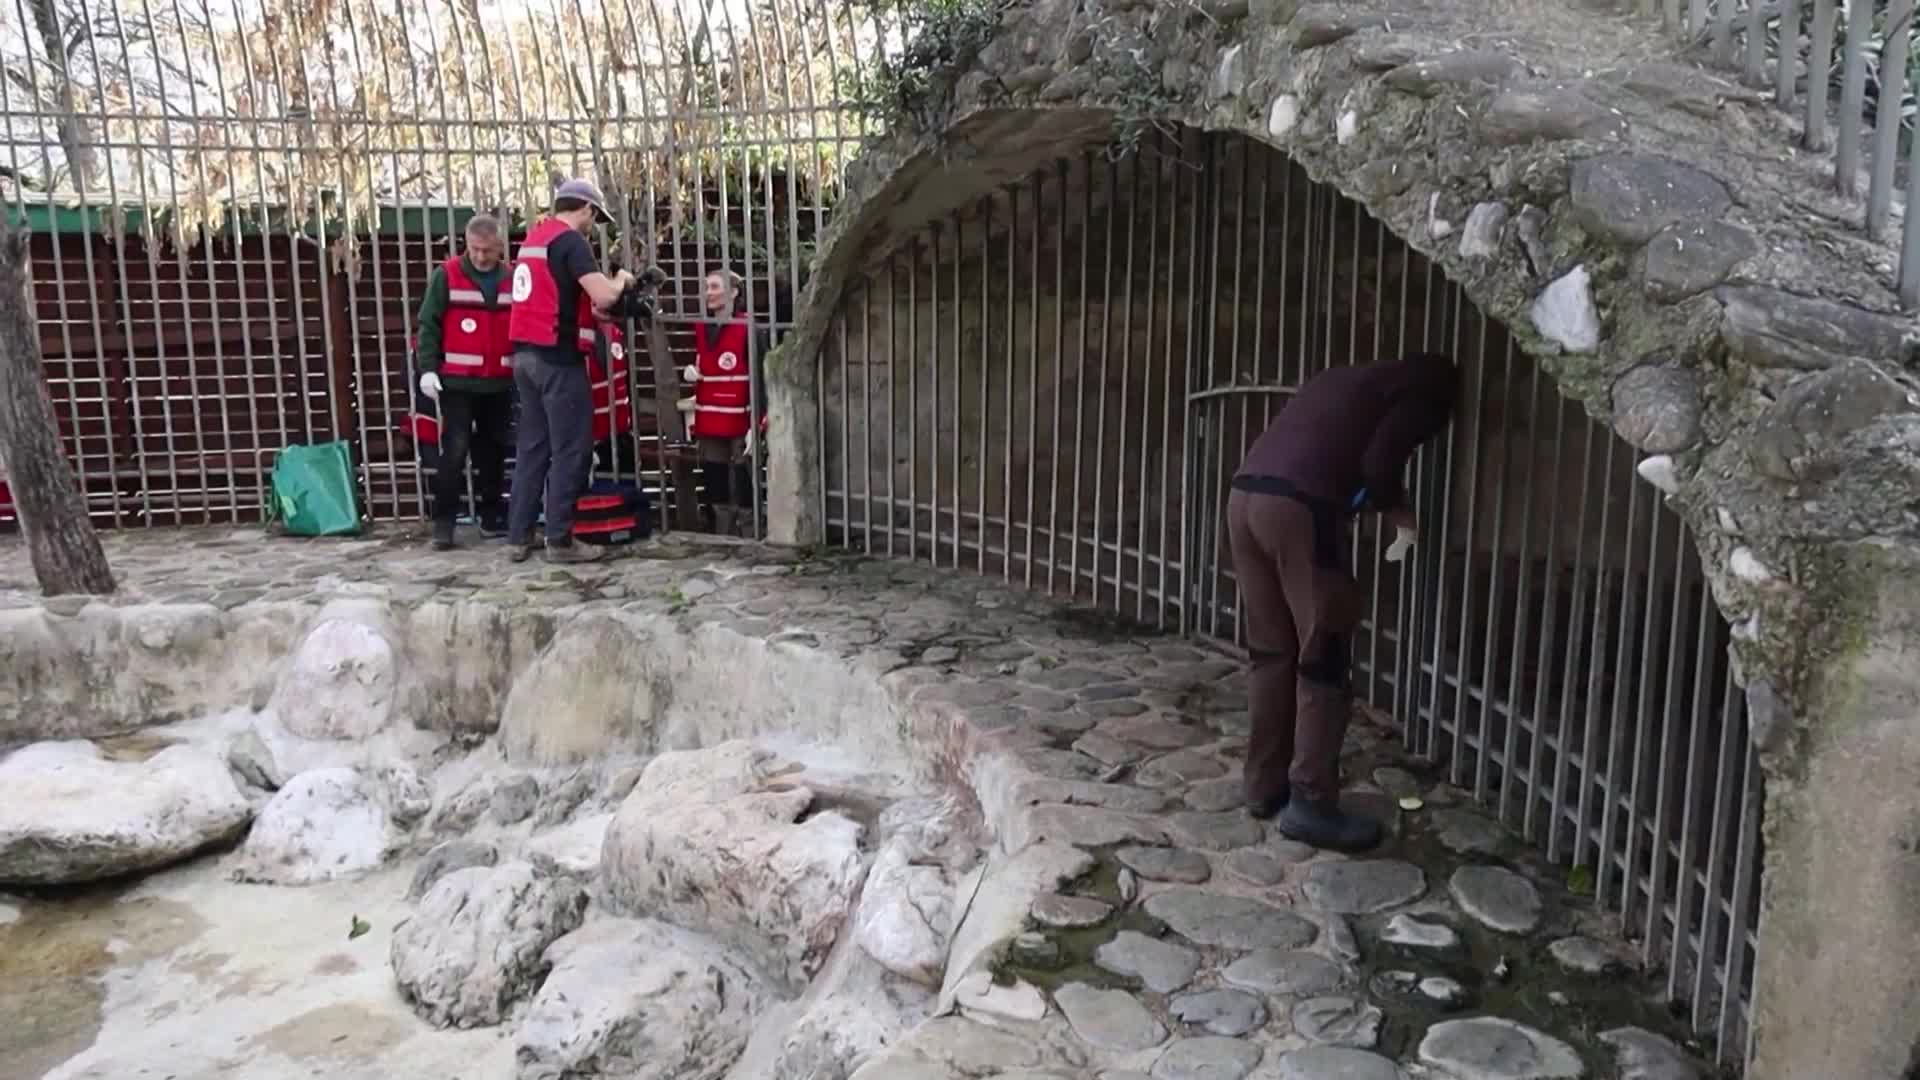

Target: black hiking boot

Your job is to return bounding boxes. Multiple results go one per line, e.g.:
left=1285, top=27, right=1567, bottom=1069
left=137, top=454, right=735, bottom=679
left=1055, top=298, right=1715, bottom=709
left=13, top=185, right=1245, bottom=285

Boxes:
left=1277, top=798, right=1383, bottom=854
left=508, top=539, right=537, bottom=563
left=1245, top=784, right=1290, bottom=821
left=431, top=520, right=456, bottom=551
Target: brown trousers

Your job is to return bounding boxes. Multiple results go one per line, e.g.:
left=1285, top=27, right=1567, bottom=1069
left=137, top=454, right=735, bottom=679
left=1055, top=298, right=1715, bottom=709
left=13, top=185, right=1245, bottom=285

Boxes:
left=1227, top=486, right=1366, bottom=806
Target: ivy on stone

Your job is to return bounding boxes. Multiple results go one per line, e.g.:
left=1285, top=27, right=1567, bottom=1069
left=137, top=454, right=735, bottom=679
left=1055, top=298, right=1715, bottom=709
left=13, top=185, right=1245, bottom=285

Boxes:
left=841, top=0, right=1018, bottom=129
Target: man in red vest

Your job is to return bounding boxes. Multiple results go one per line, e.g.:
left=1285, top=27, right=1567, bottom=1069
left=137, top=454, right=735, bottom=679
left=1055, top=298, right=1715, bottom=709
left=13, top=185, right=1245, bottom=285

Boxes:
left=415, top=214, right=512, bottom=551
left=682, top=268, right=767, bottom=536
left=505, top=179, right=633, bottom=563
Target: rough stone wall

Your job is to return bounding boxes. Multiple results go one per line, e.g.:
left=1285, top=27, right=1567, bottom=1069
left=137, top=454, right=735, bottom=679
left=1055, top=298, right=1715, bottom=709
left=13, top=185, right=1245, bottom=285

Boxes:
left=763, top=1, right=1920, bottom=1075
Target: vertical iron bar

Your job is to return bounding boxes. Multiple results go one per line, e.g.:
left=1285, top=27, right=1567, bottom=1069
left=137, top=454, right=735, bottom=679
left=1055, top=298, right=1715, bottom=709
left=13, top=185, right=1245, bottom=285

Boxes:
left=1571, top=435, right=1622, bottom=871
left=1836, top=0, right=1872, bottom=195
left=909, top=237, right=920, bottom=561
left=979, top=198, right=990, bottom=575
left=1712, top=0, right=1736, bottom=66
left=1155, top=147, right=1179, bottom=628
left=1595, top=463, right=1648, bottom=909
left=1136, top=152, right=1159, bottom=620
left=1866, top=2, right=1914, bottom=239
left=1667, top=594, right=1721, bottom=1002
left=1621, top=488, right=1668, bottom=926
left=1092, top=155, right=1118, bottom=605
left=887, top=255, right=898, bottom=557
left=1114, top=151, right=1140, bottom=615
left=1071, top=155, right=1091, bottom=600
left=1239, top=144, right=1270, bottom=637
left=1645, top=524, right=1700, bottom=965
left=1472, top=329, right=1513, bottom=806
left=931, top=222, right=943, bottom=564
left=1447, top=296, right=1487, bottom=786
left=1177, top=132, right=1203, bottom=632
left=1050, top=161, right=1068, bottom=596
left=1525, top=375, right=1572, bottom=842
left=862, top=277, right=874, bottom=551
left=1004, top=182, right=1017, bottom=581
left=1805, top=0, right=1840, bottom=152
left=1498, top=340, right=1543, bottom=826
left=1693, top=661, right=1743, bottom=1032
left=952, top=209, right=963, bottom=568
left=1025, top=171, right=1041, bottom=588
left=1718, top=745, right=1764, bottom=1057
left=1777, top=0, right=1804, bottom=107
left=1905, top=98, right=1920, bottom=307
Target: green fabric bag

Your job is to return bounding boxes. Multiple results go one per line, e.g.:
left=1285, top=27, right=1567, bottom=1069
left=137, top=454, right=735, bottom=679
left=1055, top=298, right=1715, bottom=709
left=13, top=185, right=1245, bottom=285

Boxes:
left=269, top=441, right=363, bottom=537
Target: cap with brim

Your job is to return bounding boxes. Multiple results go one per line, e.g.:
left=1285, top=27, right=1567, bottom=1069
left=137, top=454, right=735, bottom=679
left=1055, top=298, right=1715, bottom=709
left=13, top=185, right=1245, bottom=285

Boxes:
left=554, top=178, right=612, bottom=223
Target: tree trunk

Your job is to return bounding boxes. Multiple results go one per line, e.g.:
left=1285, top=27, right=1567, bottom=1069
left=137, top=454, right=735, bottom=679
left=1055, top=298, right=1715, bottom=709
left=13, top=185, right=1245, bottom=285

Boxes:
left=0, top=214, right=114, bottom=595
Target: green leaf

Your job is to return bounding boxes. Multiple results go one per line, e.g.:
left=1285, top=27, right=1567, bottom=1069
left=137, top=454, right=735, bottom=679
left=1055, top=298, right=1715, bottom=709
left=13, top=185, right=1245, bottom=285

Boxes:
left=349, top=915, right=371, bottom=940
left=1566, top=865, right=1595, bottom=897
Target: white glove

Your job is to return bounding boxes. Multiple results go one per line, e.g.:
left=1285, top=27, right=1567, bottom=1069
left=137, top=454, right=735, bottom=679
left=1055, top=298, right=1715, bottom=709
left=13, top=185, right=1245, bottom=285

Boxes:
left=676, top=395, right=697, bottom=417
left=744, top=427, right=757, bottom=459
left=419, top=372, right=442, bottom=402
left=1384, top=525, right=1416, bottom=564
left=681, top=364, right=700, bottom=384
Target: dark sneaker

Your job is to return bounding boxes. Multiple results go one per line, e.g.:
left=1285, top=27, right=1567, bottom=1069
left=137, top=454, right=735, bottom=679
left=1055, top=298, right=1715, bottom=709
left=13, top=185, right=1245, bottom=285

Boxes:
left=1277, top=799, right=1383, bottom=853
left=431, top=520, right=456, bottom=551
left=508, top=540, right=537, bottom=563
left=1244, top=784, right=1290, bottom=821
left=545, top=541, right=605, bottom=565
left=478, top=516, right=509, bottom=539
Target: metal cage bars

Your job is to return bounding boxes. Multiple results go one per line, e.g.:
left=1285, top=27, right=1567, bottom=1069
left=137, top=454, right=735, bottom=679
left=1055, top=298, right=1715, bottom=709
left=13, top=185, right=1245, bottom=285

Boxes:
left=0, top=0, right=895, bottom=527
left=1667, top=0, right=1920, bottom=306
left=816, top=130, right=1762, bottom=1070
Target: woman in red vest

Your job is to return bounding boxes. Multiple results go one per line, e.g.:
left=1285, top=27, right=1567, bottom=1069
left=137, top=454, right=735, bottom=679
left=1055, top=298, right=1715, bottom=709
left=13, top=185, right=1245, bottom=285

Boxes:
left=683, top=268, right=766, bottom=536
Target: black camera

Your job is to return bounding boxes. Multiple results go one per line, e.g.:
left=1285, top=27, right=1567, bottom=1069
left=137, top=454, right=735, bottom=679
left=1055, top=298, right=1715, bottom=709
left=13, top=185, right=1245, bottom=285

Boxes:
left=608, top=265, right=668, bottom=322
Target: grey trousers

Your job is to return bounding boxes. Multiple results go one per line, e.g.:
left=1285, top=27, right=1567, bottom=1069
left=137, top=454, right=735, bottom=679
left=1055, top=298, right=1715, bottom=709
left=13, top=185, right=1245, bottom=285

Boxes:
left=507, top=352, right=592, bottom=545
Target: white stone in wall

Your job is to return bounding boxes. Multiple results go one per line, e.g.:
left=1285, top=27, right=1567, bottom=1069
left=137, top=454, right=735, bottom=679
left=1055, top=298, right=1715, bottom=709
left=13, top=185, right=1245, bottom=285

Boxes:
left=517, top=916, right=770, bottom=1080
left=1728, top=546, right=1774, bottom=583
left=1268, top=94, right=1300, bottom=137
left=600, top=741, right=868, bottom=989
left=1636, top=454, right=1679, bottom=494
left=229, top=766, right=404, bottom=885
left=267, top=616, right=401, bottom=740
left=1531, top=266, right=1601, bottom=354
left=392, top=860, right=588, bottom=1029
left=0, top=741, right=251, bottom=886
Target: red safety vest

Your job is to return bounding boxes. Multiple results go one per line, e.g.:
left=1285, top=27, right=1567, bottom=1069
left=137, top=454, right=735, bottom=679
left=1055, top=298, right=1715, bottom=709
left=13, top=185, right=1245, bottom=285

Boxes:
left=508, top=217, right=577, bottom=348
left=692, top=319, right=752, bottom=440
left=578, top=302, right=633, bottom=443
left=438, top=257, right=514, bottom=380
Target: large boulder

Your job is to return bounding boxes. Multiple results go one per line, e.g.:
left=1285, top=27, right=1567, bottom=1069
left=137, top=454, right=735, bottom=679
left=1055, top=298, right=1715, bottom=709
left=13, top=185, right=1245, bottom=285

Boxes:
left=729, top=935, right=934, bottom=1080
left=392, top=860, right=589, bottom=1029
left=601, top=742, right=868, bottom=988
left=229, top=766, right=416, bottom=884
left=266, top=614, right=403, bottom=740
left=0, top=740, right=252, bottom=886
left=854, top=799, right=977, bottom=988
left=515, top=916, right=769, bottom=1080
left=498, top=615, right=664, bottom=766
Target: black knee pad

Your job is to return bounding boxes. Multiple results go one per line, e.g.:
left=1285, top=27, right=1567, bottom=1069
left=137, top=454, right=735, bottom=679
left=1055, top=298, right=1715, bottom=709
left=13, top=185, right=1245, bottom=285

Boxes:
left=1299, top=633, right=1350, bottom=690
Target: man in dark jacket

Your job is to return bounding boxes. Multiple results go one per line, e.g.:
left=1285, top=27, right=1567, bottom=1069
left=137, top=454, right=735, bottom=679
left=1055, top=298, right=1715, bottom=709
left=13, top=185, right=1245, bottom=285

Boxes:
left=1228, top=350, right=1458, bottom=852
left=415, top=214, right=511, bottom=550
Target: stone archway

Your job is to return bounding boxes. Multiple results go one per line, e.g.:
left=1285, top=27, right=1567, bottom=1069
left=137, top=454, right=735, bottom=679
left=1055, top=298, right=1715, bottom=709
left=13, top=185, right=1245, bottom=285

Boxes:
left=762, top=3, right=1920, bottom=1076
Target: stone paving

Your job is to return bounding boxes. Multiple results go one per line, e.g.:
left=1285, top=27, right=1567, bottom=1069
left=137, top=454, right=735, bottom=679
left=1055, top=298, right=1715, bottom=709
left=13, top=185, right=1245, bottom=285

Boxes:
left=0, top=524, right=1721, bottom=1078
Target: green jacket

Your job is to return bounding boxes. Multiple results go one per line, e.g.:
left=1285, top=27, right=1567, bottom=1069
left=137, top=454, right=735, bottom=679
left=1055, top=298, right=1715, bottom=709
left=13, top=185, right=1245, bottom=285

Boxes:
left=414, top=257, right=510, bottom=395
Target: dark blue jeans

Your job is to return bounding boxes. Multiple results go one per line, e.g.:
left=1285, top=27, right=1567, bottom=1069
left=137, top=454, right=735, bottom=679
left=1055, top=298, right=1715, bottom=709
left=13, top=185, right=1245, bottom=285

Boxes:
left=507, top=352, right=592, bottom=545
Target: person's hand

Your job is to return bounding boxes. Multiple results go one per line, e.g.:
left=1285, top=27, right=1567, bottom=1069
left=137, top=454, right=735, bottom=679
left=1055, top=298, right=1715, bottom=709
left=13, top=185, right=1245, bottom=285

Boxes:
left=614, top=268, right=636, bottom=290
left=419, top=372, right=442, bottom=402
left=681, top=363, right=700, bottom=385
left=744, top=427, right=756, bottom=459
